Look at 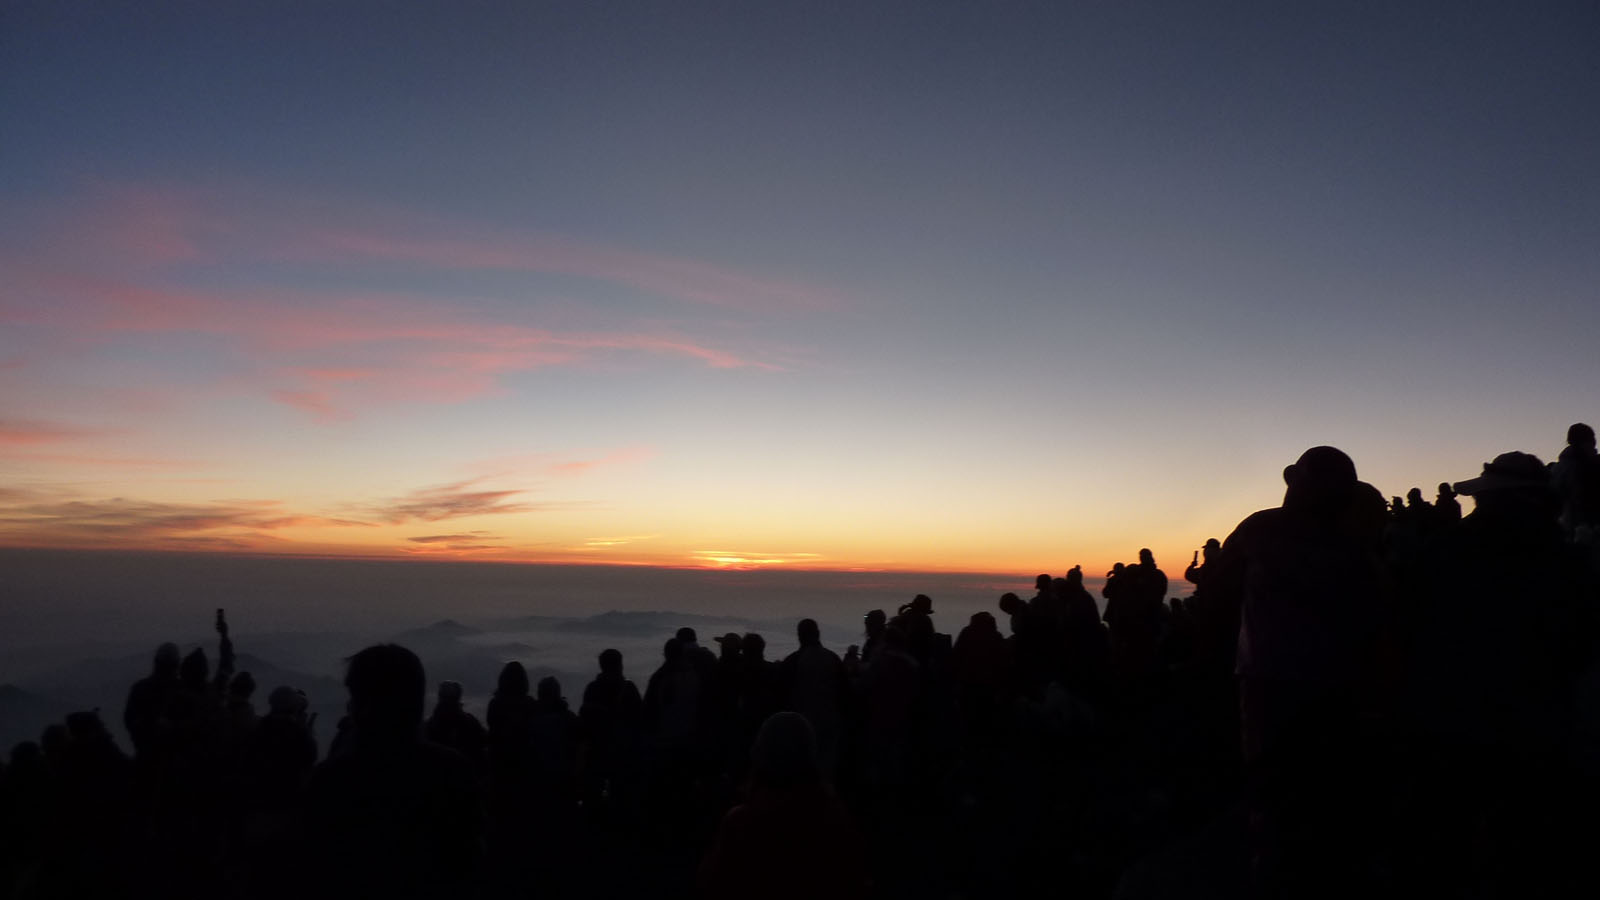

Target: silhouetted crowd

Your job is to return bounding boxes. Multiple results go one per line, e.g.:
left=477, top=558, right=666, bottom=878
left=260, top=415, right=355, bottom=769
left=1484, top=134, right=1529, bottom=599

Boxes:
left=3, top=424, right=1599, bottom=899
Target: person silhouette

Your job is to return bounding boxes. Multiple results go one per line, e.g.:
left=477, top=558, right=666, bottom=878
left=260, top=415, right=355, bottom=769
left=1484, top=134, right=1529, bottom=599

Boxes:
left=952, top=611, right=1011, bottom=743
left=529, top=676, right=578, bottom=787
left=1208, top=446, right=1388, bottom=896
left=1399, top=451, right=1597, bottom=896
left=1105, top=550, right=1166, bottom=678
left=780, top=619, right=845, bottom=780
left=645, top=638, right=706, bottom=755
left=1001, top=591, right=1052, bottom=696
left=527, top=676, right=580, bottom=826
left=1434, top=481, right=1461, bottom=524
left=300, top=644, right=482, bottom=898
left=1184, top=538, right=1222, bottom=590
left=124, top=642, right=181, bottom=758
left=676, top=626, right=719, bottom=676
left=579, top=648, right=643, bottom=814
left=890, top=595, right=936, bottom=667
left=46, top=710, right=135, bottom=896
left=860, top=609, right=888, bottom=666
left=1060, top=566, right=1110, bottom=702
left=732, top=634, right=781, bottom=774
left=224, top=671, right=259, bottom=733
left=235, top=686, right=317, bottom=896
left=424, top=681, right=486, bottom=765
left=1555, top=422, right=1600, bottom=535
left=487, top=661, right=536, bottom=768
left=1405, top=488, right=1433, bottom=533
left=698, top=712, right=868, bottom=900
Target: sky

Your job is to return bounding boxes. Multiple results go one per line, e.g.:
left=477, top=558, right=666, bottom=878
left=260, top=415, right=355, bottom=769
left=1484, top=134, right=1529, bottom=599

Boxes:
left=1, top=1, right=1596, bottom=575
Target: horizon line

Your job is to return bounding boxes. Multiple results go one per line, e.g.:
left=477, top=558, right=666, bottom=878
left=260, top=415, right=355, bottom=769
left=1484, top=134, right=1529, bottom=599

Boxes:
left=0, top=543, right=1062, bottom=581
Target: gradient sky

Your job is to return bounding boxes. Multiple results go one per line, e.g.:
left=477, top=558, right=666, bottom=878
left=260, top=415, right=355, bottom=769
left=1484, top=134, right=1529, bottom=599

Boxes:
left=2, top=1, right=1596, bottom=574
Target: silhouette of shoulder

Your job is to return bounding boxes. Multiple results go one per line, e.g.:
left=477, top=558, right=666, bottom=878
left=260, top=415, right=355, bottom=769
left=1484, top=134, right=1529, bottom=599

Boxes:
left=303, top=740, right=482, bottom=894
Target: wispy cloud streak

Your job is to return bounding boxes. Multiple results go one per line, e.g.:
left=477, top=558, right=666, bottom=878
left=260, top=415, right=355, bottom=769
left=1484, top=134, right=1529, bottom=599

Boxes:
left=31, top=180, right=841, bottom=313
left=0, top=419, right=110, bottom=446
left=312, top=230, right=839, bottom=313
left=368, top=480, right=540, bottom=524
left=407, top=532, right=495, bottom=544
left=2, top=267, right=779, bottom=422
left=0, top=494, right=374, bottom=550
left=270, top=389, right=353, bottom=423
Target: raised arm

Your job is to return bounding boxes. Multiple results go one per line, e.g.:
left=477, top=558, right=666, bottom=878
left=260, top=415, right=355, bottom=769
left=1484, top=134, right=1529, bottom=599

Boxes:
left=213, top=608, right=236, bottom=693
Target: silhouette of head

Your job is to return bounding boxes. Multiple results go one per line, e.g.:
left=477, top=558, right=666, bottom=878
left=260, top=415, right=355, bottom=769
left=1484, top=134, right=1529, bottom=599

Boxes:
left=1407, top=487, right=1425, bottom=505
left=1568, top=422, right=1596, bottom=450
left=598, top=648, right=623, bottom=675
left=229, top=671, right=256, bottom=701
left=1035, top=574, right=1052, bottom=591
left=180, top=648, right=209, bottom=690
left=9, top=741, right=42, bottom=770
left=883, top=624, right=910, bottom=652
left=1454, top=451, right=1555, bottom=517
left=909, top=594, right=933, bottom=614
left=40, top=724, right=68, bottom=760
left=268, top=685, right=306, bottom=717
left=864, top=609, right=886, bottom=638
left=675, top=627, right=698, bottom=646
left=662, top=638, right=682, bottom=664
left=1066, top=565, right=1084, bottom=585
left=344, top=644, right=426, bottom=742
left=1203, top=538, right=1221, bottom=560
left=1283, top=446, right=1358, bottom=516
left=1138, top=548, right=1154, bottom=566
left=496, top=660, right=530, bottom=698
left=65, top=710, right=109, bottom=743
left=998, top=592, right=1023, bottom=616
left=153, top=642, right=181, bottom=677
left=536, top=676, right=562, bottom=704
left=796, top=618, right=821, bottom=646
left=742, top=632, right=766, bottom=660
left=1347, top=481, right=1390, bottom=543
left=749, top=711, right=819, bottom=790
left=969, top=611, right=998, bottom=633
left=1437, top=482, right=1454, bottom=497
left=436, top=681, right=463, bottom=707
left=713, top=632, right=742, bottom=659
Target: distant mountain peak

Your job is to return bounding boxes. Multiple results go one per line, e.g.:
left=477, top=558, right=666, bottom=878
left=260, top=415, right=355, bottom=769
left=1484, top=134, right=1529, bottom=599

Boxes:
left=390, top=619, right=481, bottom=644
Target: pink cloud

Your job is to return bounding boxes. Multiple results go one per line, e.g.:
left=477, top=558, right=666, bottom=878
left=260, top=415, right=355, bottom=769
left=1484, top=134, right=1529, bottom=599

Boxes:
left=296, top=367, right=381, bottom=381
left=313, top=230, right=839, bottom=314
left=400, top=542, right=510, bottom=556
left=407, top=532, right=495, bottom=543
left=270, top=389, right=353, bottom=424
left=29, top=180, right=842, bottom=314
left=2, top=180, right=818, bottom=424
left=402, top=530, right=509, bottom=554
left=548, top=446, right=657, bottom=477
left=0, top=493, right=374, bottom=551
left=0, top=420, right=192, bottom=468
left=0, top=419, right=107, bottom=446
left=0, top=452, right=197, bottom=469
left=464, top=446, right=657, bottom=480
left=2, top=267, right=779, bottom=422
left=367, top=479, right=541, bottom=524
left=40, top=183, right=212, bottom=269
